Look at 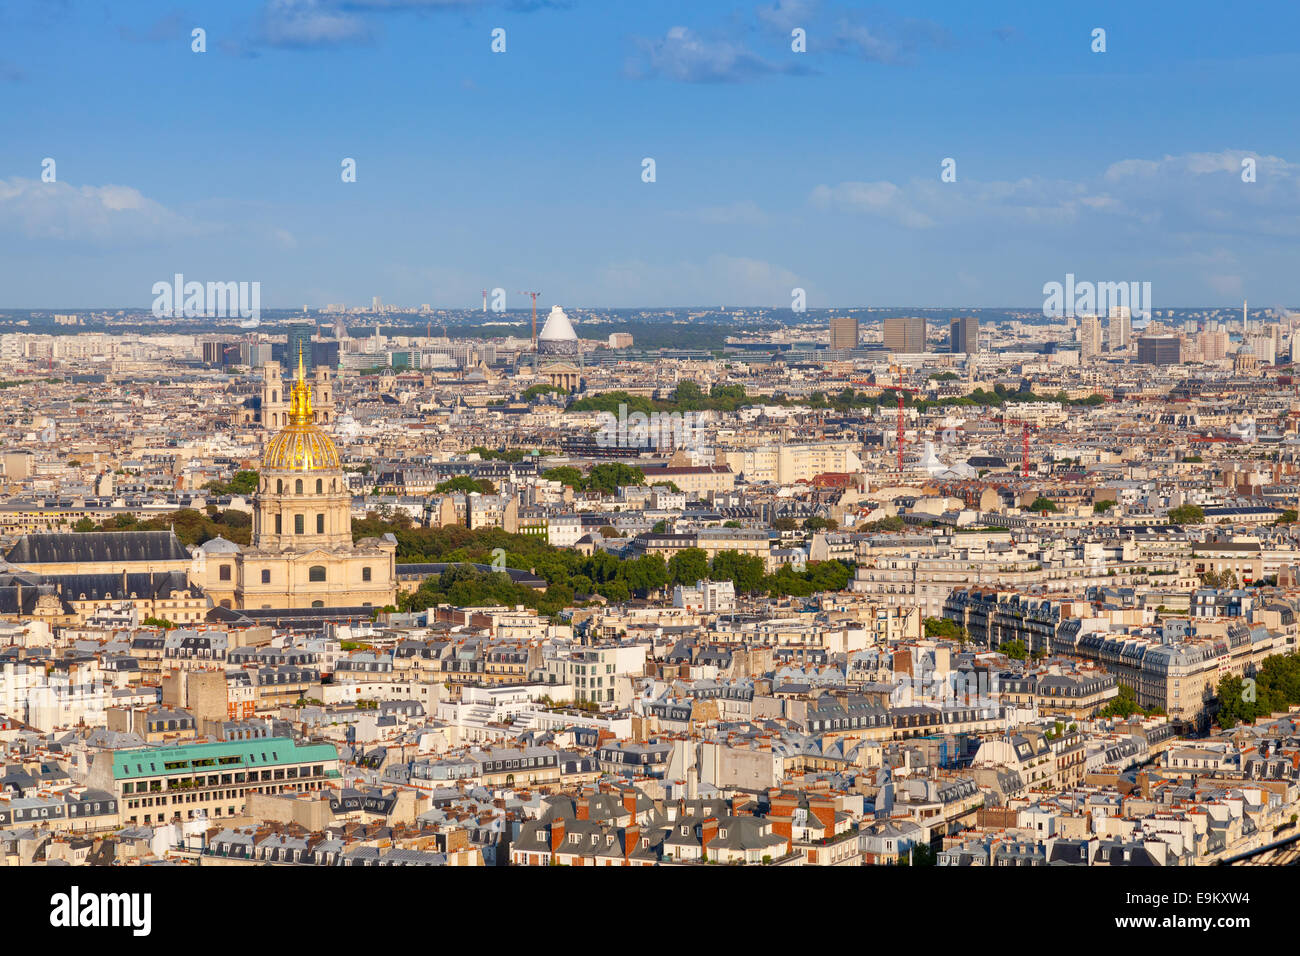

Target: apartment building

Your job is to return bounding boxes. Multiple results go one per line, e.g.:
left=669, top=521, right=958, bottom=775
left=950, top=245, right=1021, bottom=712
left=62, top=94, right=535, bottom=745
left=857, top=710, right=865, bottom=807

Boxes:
left=87, top=736, right=341, bottom=827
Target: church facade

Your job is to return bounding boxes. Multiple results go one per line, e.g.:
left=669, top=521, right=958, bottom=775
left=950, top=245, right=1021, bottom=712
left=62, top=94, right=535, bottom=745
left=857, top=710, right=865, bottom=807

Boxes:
left=196, top=350, right=396, bottom=611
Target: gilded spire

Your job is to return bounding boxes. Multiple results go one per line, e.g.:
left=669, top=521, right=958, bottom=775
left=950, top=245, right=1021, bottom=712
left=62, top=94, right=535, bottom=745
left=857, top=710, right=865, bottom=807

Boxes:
left=288, top=343, right=313, bottom=425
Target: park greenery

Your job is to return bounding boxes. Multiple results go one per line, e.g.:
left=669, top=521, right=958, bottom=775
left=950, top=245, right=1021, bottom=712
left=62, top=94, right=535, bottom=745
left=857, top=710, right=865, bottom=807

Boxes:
left=76, top=507, right=252, bottom=547
left=1097, top=684, right=1165, bottom=719
left=202, top=470, right=260, bottom=497
left=1215, top=655, right=1300, bottom=728
left=566, top=381, right=1107, bottom=418
left=349, top=516, right=854, bottom=615
left=543, top=462, right=645, bottom=495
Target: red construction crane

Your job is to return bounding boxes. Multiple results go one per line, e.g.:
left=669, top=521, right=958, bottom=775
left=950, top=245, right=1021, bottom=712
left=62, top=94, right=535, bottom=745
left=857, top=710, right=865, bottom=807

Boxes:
left=518, top=291, right=541, bottom=347
left=985, top=414, right=1040, bottom=479
left=880, top=365, right=918, bottom=472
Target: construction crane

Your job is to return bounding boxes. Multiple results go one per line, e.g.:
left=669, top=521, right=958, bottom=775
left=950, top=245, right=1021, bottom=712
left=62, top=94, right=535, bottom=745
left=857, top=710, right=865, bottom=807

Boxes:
left=985, top=414, right=1040, bottom=479
left=880, top=365, right=918, bottom=472
left=518, top=291, right=541, bottom=349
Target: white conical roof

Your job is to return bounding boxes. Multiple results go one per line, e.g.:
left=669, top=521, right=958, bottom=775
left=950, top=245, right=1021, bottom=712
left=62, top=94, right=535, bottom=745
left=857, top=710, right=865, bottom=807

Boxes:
left=538, top=305, right=577, bottom=343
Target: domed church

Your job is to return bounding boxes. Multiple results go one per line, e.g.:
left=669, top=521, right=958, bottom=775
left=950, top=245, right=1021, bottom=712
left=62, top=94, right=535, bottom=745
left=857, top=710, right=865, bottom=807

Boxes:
left=196, top=349, right=396, bottom=612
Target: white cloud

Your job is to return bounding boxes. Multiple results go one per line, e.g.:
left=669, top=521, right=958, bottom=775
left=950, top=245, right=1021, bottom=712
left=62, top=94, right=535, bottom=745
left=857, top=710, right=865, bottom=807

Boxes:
left=260, top=0, right=371, bottom=48
left=0, top=178, right=199, bottom=242
left=627, top=25, right=811, bottom=83
left=811, top=149, right=1300, bottom=240
left=810, top=181, right=934, bottom=227
left=756, top=0, right=819, bottom=33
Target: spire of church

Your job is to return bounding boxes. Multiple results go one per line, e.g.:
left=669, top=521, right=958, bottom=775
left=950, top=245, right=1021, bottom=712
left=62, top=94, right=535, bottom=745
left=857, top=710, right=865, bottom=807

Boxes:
left=288, top=343, right=313, bottom=426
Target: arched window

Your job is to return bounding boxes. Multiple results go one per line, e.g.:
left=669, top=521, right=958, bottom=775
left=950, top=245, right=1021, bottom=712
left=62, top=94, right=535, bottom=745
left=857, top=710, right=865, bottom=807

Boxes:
left=309, top=566, right=326, bottom=582
left=311, top=600, right=324, bottom=608
left=316, top=478, right=323, bottom=494
left=295, top=479, right=303, bottom=495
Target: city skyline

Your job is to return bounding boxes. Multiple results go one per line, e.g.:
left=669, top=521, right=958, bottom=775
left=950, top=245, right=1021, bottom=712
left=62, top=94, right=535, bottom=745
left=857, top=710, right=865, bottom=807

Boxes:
left=2, top=0, right=1299, bottom=309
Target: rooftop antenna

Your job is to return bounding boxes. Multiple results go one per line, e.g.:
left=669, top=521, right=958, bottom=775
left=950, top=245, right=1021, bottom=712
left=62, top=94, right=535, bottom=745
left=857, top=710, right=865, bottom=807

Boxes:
left=519, top=292, right=541, bottom=350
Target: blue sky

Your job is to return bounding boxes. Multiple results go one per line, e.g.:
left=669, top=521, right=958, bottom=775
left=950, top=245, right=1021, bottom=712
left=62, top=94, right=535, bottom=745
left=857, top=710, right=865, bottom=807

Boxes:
left=1, top=0, right=1298, bottom=310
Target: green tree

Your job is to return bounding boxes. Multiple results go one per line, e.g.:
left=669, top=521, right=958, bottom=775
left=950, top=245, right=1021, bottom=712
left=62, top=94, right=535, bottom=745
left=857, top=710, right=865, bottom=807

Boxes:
left=805, top=516, right=839, bottom=531
left=1093, top=500, right=1117, bottom=514
left=710, top=550, right=766, bottom=593
left=1027, top=497, right=1059, bottom=513
left=624, top=554, right=668, bottom=595
left=923, top=617, right=962, bottom=640
left=204, top=470, right=260, bottom=497
left=436, top=475, right=496, bottom=495
left=999, top=639, right=1028, bottom=660
left=73, top=517, right=96, bottom=532
left=521, top=384, right=563, bottom=401
left=542, top=466, right=585, bottom=489
left=861, top=515, right=905, bottom=532
left=585, top=462, right=645, bottom=495
left=1168, top=504, right=1205, bottom=525
left=1098, top=684, right=1140, bottom=719
left=668, top=548, right=710, bottom=586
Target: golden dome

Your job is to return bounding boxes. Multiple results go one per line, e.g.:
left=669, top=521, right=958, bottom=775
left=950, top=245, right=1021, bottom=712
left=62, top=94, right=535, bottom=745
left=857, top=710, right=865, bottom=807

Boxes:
left=262, top=346, right=341, bottom=473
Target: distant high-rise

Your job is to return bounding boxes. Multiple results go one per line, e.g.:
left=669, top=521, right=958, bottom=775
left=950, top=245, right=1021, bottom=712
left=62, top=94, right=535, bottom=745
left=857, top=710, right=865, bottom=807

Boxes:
left=1079, top=316, right=1103, bottom=361
left=829, top=315, right=859, bottom=351
left=1201, top=329, right=1228, bottom=362
left=286, top=322, right=315, bottom=374
left=884, top=316, right=926, bottom=353
left=372, top=295, right=383, bottom=314
left=949, top=316, right=978, bottom=354
left=1108, top=306, right=1131, bottom=351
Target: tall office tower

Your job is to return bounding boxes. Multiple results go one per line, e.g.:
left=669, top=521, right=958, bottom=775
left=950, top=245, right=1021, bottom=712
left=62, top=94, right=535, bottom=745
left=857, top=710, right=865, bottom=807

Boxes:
left=884, top=316, right=927, bottom=353
left=1108, top=306, right=1131, bottom=351
left=1079, top=315, right=1103, bottom=361
left=829, top=315, right=859, bottom=350
left=287, top=321, right=316, bottom=374
left=949, top=316, right=978, bottom=354
left=372, top=295, right=383, bottom=314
